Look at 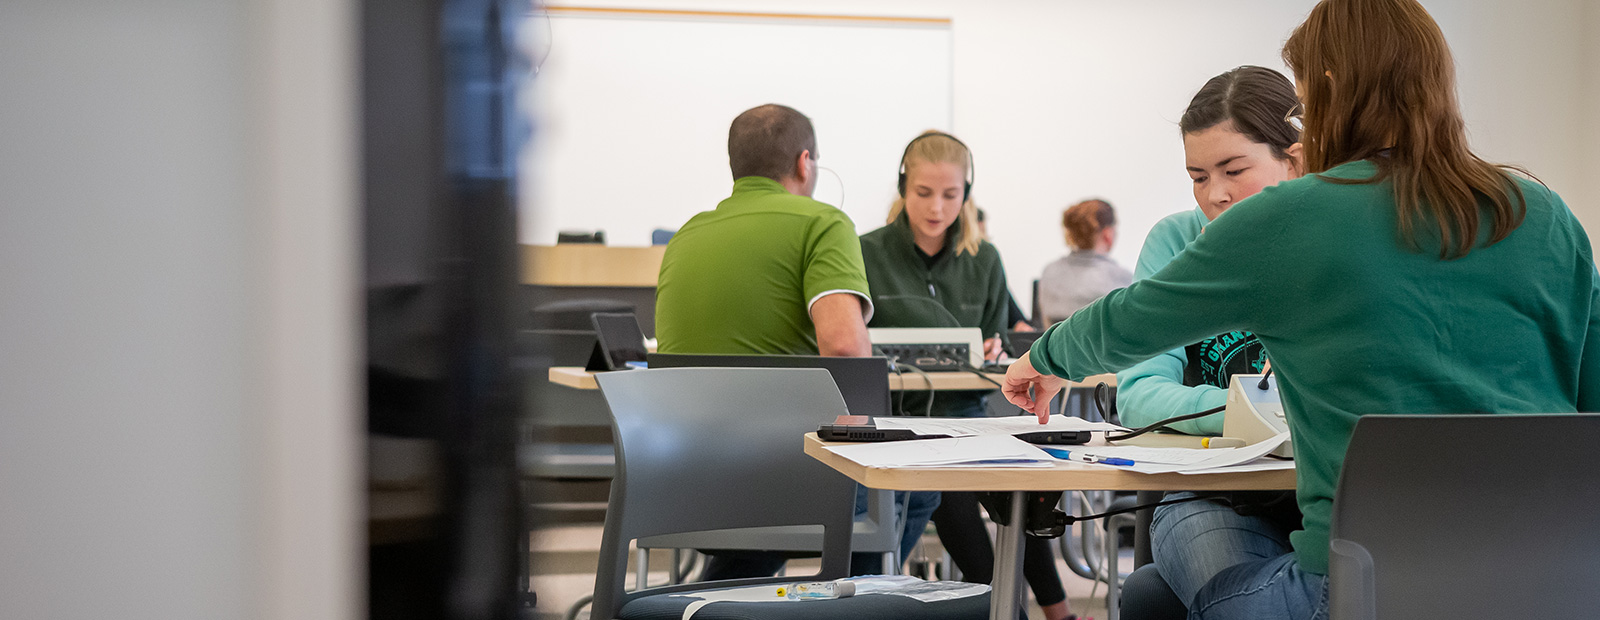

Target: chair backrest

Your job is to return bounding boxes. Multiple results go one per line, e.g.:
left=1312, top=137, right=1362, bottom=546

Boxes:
left=1328, top=414, right=1600, bottom=620
left=590, top=368, right=859, bottom=619
left=1030, top=278, right=1042, bottom=329
left=647, top=354, right=892, bottom=418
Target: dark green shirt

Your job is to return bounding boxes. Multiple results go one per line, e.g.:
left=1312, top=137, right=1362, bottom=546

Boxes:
left=1030, top=160, right=1600, bottom=575
left=860, top=215, right=1010, bottom=416
left=656, top=176, right=872, bottom=356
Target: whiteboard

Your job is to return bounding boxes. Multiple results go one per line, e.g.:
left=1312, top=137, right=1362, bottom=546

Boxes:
left=519, top=11, right=953, bottom=246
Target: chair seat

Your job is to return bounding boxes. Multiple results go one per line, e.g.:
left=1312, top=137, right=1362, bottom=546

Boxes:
left=617, top=588, right=989, bottom=620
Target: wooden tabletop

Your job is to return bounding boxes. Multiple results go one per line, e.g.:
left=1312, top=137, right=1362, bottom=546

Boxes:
left=548, top=366, right=1116, bottom=391
left=522, top=244, right=666, bottom=286
left=803, top=433, right=1297, bottom=492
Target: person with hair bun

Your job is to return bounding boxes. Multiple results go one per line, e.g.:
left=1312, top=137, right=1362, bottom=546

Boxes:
left=1038, top=199, right=1132, bottom=325
left=1005, top=0, right=1599, bottom=617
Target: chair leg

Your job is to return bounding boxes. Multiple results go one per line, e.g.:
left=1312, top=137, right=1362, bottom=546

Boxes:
left=669, top=549, right=683, bottom=584
left=635, top=548, right=649, bottom=590
left=882, top=551, right=896, bottom=575
left=1104, top=513, right=1120, bottom=620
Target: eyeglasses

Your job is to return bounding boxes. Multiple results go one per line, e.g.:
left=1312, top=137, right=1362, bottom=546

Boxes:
left=1285, top=103, right=1305, bottom=132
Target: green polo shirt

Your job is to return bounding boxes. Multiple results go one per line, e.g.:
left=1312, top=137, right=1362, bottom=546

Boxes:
left=1029, top=160, right=1600, bottom=575
left=860, top=215, right=1009, bottom=416
left=656, top=176, right=872, bottom=356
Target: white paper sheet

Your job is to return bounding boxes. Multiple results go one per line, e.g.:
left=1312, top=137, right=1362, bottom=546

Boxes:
left=1178, top=459, right=1297, bottom=475
left=1087, top=433, right=1291, bottom=474
left=872, top=414, right=1125, bottom=437
left=824, top=434, right=1056, bottom=468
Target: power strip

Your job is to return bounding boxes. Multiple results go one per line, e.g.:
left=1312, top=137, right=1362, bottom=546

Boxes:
left=872, top=343, right=972, bottom=372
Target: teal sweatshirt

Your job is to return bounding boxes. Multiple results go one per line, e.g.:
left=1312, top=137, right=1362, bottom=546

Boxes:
left=1029, top=160, right=1600, bottom=575
left=861, top=215, right=1010, bottom=417
left=1116, top=208, right=1265, bottom=435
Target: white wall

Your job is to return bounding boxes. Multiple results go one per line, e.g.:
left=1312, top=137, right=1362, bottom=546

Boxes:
left=524, top=14, right=953, bottom=246
left=535, top=0, right=1596, bottom=302
left=1580, top=1, right=1600, bottom=239
left=0, top=1, right=358, bottom=619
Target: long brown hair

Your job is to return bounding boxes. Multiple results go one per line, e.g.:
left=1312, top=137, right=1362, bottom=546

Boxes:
left=1283, top=0, right=1527, bottom=259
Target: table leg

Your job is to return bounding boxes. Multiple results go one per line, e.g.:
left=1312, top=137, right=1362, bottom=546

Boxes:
left=989, top=491, right=1027, bottom=620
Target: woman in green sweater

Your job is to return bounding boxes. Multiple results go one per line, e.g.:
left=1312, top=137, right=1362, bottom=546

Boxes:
left=1004, top=0, right=1599, bottom=617
left=862, top=131, right=1080, bottom=620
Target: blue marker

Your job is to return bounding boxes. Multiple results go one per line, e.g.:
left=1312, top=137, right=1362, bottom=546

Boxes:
left=1041, top=447, right=1135, bottom=467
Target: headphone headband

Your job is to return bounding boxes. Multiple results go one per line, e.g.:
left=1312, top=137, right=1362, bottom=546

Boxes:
left=897, top=131, right=976, bottom=199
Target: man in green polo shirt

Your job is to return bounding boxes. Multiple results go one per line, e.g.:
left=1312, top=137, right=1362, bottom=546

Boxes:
left=655, top=104, right=883, bottom=581
left=656, top=104, right=872, bottom=357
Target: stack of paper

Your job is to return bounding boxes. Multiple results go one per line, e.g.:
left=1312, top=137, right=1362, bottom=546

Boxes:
left=825, top=430, right=1294, bottom=475
left=824, top=435, right=1055, bottom=468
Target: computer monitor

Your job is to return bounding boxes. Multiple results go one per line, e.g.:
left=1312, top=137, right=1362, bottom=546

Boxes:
left=647, top=354, right=892, bottom=418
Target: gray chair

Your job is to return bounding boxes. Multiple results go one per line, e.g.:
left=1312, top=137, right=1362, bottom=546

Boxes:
left=1328, top=413, right=1600, bottom=619
left=645, top=354, right=903, bottom=574
left=591, top=368, right=988, bottom=620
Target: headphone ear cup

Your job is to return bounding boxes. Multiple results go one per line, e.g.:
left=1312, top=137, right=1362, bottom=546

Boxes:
left=964, top=181, right=972, bottom=200
left=897, top=172, right=907, bottom=197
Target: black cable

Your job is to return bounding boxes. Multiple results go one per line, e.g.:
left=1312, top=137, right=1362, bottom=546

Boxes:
left=1093, top=382, right=1115, bottom=424
left=1106, top=404, right=1226, bottom=442
left=889, top=360, right=908, bottom=416
left=900, top=363, right=936, bottom=416
left=958, top=363, right=1005, bottom=390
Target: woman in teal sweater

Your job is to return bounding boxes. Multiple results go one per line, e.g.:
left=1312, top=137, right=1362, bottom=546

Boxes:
left=1113, top=66, right=1310, bottom=618
left=1005, top=0, right=1599, bottom=617
left=1115, top=66, right=1302, bottom=437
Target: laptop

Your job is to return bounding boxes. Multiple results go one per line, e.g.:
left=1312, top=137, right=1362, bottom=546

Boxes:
left=585, top=312, right=649, bottom=371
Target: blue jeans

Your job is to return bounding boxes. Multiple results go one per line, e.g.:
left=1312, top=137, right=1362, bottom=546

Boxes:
left=1187, top=553, right=1327, bottom=619
left=1150, top=492, right=1324, bottom=618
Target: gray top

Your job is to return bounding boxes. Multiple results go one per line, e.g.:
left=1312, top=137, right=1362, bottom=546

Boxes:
left=1037, top=251, right=1132, bottom=324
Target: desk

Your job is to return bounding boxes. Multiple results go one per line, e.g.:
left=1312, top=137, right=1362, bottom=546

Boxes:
left=548, top=366, right=1116, bottom=392
left=803, top=433, right=1295, bottom=620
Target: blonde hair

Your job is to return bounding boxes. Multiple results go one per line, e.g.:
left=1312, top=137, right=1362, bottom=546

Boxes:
left=886, top=130, right=982, bottom=257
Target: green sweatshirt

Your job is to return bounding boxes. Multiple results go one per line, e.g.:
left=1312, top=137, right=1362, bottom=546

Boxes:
left=1116, top=208, right=1266, bottom=435
left=1029, top=160, right=1600, bottom=575
left=860, top=215, right=1009, bottom=416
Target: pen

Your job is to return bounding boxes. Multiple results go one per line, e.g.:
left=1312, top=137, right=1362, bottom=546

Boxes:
left=1040, top=447, right=1135, bottom=467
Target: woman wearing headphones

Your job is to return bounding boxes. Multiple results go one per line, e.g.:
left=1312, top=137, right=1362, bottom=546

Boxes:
left=861, top=131, right=1081, bottom=620
left=1006, top=0, right=1597, bottom=617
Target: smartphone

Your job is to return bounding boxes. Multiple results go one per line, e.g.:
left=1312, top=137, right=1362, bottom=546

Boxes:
left=1013, top=430, right=1092, bottom=445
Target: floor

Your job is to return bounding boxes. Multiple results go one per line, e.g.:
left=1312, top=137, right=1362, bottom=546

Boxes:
left=528, top=518, right=1134, bottom=620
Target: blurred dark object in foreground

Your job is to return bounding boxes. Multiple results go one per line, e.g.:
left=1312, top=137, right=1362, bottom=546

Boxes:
left=364, top=0, right=528, bottom=618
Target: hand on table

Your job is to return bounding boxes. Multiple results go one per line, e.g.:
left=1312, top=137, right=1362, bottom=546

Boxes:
left=1002, top=352, right=1068, bottom=423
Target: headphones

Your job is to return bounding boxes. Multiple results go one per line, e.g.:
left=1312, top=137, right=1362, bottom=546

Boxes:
left=896, top=131, right=976, bottom=199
